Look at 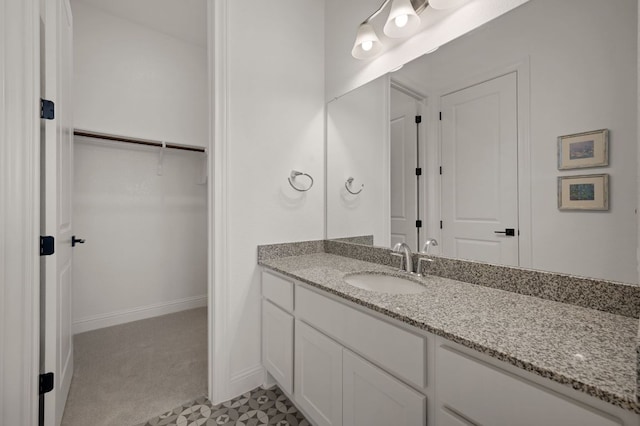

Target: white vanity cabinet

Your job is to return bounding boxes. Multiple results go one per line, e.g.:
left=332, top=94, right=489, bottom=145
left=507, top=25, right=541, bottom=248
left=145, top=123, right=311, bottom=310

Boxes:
left=261, top=272, right=294, bottom=395
left=435, top=342, right=628, bottom=426
left=261, top=269, right=640, bottom=426
left=294, top=304, right=426, bottom=426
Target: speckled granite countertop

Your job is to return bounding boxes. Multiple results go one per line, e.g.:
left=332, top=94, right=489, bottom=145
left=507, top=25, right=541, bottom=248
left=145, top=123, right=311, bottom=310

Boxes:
left=260, top=252, right=640, bottom=413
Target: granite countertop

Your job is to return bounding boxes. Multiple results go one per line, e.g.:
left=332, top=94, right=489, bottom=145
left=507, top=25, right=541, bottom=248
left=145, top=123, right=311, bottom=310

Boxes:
left=260, top=252, right=640, bottom=413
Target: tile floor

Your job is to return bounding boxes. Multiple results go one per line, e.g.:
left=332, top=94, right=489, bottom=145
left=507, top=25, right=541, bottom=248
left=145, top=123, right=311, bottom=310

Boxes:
left=135, top=385, right=310, bottom=426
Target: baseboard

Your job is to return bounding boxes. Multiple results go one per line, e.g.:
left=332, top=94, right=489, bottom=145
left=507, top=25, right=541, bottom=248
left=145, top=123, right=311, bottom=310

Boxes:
left=72, top=295, right=207, bottom=334
left=229, top=365, right=265, bottom=398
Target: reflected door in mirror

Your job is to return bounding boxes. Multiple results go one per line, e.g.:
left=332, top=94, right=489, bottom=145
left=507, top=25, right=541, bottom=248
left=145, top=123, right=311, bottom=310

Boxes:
left=390, top=88, right=421, bottom=251
left=441, top=72, right=518, bottom=266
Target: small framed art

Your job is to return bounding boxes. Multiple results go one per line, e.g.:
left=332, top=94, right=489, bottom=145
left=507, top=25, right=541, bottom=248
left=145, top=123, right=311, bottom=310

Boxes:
left=557, top=174, right=609, bottom=211
left=557, top=129, right=609, bottom=170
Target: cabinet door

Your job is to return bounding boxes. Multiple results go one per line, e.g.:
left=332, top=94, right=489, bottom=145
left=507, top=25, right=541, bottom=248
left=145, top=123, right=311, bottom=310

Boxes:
left=262, top=300, right=293, bottom=395
left=438, top=407, right=475, bottom=426
left=343, top=350, right=426, bottom=426
left=295, top=321, right=343, bottom=426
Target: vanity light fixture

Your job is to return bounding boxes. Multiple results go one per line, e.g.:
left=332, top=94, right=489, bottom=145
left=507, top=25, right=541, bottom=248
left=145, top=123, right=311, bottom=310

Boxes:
left=429, top=0, right=468, bottom=10
left=352, top=0, right=428, bottom=59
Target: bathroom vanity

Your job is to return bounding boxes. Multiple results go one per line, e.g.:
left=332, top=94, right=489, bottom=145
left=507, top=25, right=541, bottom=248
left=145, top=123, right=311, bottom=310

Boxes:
left=259, top=241, right=640, bottom=426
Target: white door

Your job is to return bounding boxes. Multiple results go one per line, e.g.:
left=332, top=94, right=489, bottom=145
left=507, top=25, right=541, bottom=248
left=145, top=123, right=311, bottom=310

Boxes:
left=41, top=1, right=74, bottom=424
left=294, top=320, right=343, bottom=426
left=440, top=72, right=519, bottom=266
left=390, top=88, right=420, bottom=251
left=342, top=350, right=425, bottom=426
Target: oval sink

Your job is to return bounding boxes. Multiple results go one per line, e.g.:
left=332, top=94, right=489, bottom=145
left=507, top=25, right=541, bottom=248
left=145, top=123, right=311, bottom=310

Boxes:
left=343, top=273, right=427, bottom=294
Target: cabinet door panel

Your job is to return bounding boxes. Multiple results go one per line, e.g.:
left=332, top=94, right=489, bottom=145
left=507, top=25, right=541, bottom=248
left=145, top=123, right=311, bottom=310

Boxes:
left=262, top=300, right=293, bottom=394
left=436, top=344, right=622, bottom=426
left=295, top=321, right=343, bottom=426
left=343, top=350, right=425, bottom=426
left=296, top=286, right=426, bottom=389
left=439, top=407, right=476, bottom=426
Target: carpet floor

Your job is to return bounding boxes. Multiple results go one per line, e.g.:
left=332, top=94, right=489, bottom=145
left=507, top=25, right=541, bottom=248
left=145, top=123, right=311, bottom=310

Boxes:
left=61, top=307, right=208, bottom=426
left=134, top=386, right=309, bottom=426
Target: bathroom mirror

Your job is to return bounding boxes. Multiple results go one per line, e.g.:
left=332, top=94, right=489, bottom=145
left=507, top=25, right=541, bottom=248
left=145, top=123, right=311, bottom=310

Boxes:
left=326, top=0, right=638, bottom=284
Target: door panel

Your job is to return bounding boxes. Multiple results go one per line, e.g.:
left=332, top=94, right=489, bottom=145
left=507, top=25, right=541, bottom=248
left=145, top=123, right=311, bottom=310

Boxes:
left=41, top=0, right=74, bottom=424
left=441, top=73, right=518, bottom=266
left=390, top=88, right=419, bottom=251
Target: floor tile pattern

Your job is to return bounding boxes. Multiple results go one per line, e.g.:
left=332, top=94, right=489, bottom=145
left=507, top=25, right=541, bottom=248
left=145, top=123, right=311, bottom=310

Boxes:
left=135, top=386, right=310, bottom=426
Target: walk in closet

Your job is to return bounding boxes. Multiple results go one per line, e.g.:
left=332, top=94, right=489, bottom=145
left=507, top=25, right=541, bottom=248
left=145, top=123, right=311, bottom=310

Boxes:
left=60, top=1, right=209, bottom=424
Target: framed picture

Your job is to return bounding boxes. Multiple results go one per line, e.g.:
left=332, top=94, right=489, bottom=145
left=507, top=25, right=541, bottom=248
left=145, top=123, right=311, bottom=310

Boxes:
left=557, top=129, right=609, bottom=170
left=558, top=174, right=609, bottom=211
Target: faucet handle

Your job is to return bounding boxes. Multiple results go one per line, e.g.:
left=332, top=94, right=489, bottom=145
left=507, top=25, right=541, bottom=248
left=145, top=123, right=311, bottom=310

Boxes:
left=416, top=256, right=435, bottom=277
left=390, top=252, right=404, bottom=271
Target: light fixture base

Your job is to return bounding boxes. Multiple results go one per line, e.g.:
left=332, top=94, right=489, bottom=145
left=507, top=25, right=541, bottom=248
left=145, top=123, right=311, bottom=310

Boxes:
left=411, top=0, right=428, bottom=14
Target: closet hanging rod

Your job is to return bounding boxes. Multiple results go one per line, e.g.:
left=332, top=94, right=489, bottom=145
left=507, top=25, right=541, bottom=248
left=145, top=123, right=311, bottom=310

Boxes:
left=74, top=129, right=206, bottom=153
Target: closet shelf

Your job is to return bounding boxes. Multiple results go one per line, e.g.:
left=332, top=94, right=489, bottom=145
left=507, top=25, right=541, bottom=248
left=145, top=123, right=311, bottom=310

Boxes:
left=74, top=129, right=206, bottom=153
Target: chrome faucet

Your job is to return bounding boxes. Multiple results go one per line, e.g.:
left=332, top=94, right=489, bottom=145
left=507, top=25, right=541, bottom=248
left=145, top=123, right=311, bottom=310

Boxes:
left=417, top=239, right=439, bottom=276
left=421, top=239, right=438, bottom=254
left=392, top=242, right=414, bottom=274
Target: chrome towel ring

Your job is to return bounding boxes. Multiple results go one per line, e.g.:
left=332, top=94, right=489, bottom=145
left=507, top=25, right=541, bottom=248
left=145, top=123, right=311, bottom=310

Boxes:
left=288, top=170, right=314, bottom=192
left=345, top=177, right=364, bottom=195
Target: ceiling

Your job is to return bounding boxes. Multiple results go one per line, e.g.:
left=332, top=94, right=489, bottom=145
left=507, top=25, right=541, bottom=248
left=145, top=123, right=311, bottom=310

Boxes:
left=74, top=0, right=207, bottom=47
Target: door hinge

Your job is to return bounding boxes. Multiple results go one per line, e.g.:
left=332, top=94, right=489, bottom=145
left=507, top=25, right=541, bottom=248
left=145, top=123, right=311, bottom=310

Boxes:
left=439, top=166, right=442, bottom=175
left=439, top=111, right=442, bottom=121
left=40, top=236, right=54, bottom=256
left=416, top=220, right=422, bottom=228
left=415, top=115, right=422, bottom=124
left=39, top=372, right=54, bottom=395
left=415, top=167, right=422, bottom=176
left=440, top=221, right=443, bottom=229
left=40, top=99, right=54, bottom=120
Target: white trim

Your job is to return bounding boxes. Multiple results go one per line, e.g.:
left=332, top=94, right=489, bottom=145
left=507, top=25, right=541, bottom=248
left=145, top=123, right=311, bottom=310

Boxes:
left=637, top=0, right=640, bottom=284
left=0, top=0, right=41, bottom=425
left=229, top=365, right=265, bottom=398
left=381, top=74, right=392, bottom=246
left=72, top=295, right=207, bottom=334
left=209, top=0, right=231, bottom=405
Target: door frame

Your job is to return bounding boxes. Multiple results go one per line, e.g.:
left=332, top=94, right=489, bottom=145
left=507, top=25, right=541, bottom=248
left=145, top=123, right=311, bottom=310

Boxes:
left=430, top=58, right=532, bottom=268
left=0, top=0, right=42, bottom=425
left=0, top=2, right=227, bottom=426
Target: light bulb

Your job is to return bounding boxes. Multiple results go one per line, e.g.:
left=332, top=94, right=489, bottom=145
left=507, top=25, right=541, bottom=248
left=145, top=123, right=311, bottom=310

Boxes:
left=361, top=40, right=373, bottom=51
left=395, top=14, right=408, bottom=28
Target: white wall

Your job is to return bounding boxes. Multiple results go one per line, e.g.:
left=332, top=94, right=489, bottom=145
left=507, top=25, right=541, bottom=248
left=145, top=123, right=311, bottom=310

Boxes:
left=72, top=0, right=208, bottom=147
left=72, top=138, right=207, bottom=333
left=393, top=0, right=638, bottom=283
left=324, top=0, right=530, bottom=101
left=218, top=0, right=325, bottom=397
left=326, top=76, right=389, bottom=245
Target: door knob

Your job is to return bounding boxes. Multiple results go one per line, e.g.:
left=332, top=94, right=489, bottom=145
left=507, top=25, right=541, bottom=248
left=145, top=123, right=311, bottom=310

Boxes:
left=494, top=228, right=515, bottom=236
left=72, top=236, right=86, bottom=247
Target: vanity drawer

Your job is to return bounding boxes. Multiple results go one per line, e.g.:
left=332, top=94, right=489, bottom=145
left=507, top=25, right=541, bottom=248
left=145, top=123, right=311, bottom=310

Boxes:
left=262, top=271, right=294, bottom=312
left=296, top=286, right=426, bottom=390
left=436, top=344, right=622, bottom=426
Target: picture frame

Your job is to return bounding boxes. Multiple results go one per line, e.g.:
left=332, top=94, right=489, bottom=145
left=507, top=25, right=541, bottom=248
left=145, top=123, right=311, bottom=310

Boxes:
left=557, top=174, right=609, bottom=211
left=557, top=129, right=609, bottom=170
